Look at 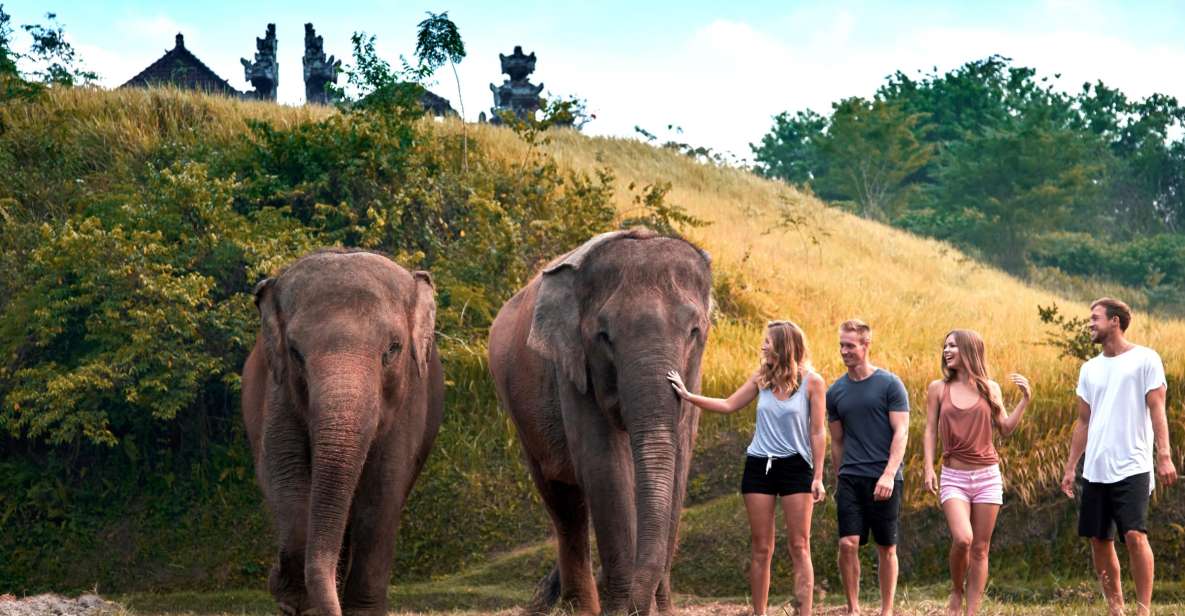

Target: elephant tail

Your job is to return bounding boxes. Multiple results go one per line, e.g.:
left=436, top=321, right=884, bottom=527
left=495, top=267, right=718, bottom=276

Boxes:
left=525, top=565, right=561, bottom=615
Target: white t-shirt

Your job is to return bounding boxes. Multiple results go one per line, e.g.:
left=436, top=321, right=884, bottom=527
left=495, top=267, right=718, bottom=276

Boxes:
left=1076, top=345, right=1166, bottom=490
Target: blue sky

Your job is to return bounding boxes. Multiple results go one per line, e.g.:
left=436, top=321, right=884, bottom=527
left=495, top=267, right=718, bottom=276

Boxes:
left=5, top=1, right=1184, bottom=159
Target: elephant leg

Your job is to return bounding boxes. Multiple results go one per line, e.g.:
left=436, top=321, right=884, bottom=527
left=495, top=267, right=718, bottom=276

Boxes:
left=263, top=408, right=313, bottom=614
left=578, top=433, right=636, bottom=614
left=339, top=446, right=408, bottom=616
left=535, top=473, right=600, bottom=616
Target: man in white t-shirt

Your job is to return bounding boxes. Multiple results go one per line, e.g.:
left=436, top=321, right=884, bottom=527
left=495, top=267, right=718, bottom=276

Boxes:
left=1061, top=297, right=1178, bottom=616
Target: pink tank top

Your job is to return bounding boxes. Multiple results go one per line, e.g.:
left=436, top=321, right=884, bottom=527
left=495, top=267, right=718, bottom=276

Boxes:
left=939, top=383, right=999, bottom=466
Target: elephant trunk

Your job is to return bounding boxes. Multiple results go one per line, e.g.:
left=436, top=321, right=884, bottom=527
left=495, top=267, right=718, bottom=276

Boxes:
left=620, top=354, right=682, bottom=614
left=303, top=354, right=381, bottom=616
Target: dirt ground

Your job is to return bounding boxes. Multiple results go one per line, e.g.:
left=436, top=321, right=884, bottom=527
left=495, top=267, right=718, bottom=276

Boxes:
left=0, top=593, right=119, bottom=616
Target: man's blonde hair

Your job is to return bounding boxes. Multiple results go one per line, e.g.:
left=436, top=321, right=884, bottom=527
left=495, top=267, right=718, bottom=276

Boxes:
left=839, top=319, right=871, bottom=344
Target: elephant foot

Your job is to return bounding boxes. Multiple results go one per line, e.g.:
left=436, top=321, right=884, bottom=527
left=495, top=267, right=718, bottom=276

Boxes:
left=270, top=564, right=311, bottom=616
left=277, top=601, right=320, bottom=616
left=526, top=566, right=562, bottom=615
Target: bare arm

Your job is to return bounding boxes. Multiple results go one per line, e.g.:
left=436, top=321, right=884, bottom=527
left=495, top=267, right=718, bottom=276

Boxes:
left=805, top=373, right=828, bottom=502
left=1148, top=384, right=1178, bottom=486
left=923, top=381, right=942, bottom=494
left=829, top=420, right=844, bottom=478
left=874, top=411, right=910, bottom=501
left=667, top=370, right=758, bottom=414
left=994, top=374, right=1033, bottom=437
left=1061, top=397, right=1091, bottom=498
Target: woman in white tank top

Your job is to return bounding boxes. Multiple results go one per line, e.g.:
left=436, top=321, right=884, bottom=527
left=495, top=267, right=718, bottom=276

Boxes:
left=668, top=320, right=827, bottom=616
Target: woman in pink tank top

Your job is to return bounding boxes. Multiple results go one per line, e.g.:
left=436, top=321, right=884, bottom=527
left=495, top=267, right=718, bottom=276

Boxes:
left=922, top=329, right=1032, bottom=616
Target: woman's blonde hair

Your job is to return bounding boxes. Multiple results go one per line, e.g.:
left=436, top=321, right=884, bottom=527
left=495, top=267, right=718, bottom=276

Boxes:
left=942, top=329, right=1004, bottom=421
left=756, top=320, right=810, bottom=394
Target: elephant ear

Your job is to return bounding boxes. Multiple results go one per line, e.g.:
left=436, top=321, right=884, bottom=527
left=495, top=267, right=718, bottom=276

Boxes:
left=253, top=277, right=285, bottom=386
left=527, top=231, right=630, bottom=394
left=410, top=271, right=437, bottom=378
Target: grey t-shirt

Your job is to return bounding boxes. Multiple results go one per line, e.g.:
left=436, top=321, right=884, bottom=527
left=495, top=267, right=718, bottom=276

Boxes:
left=826, top=368, right=910, bottom=479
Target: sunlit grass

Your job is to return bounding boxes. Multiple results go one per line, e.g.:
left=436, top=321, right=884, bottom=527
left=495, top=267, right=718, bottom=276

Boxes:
left=453, top=121, right=1185, bottom=509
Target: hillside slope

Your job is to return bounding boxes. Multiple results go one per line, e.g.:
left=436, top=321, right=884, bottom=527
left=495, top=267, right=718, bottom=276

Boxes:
left=1, top=89, right=1181, bottom=596
left=455, top=123, right=1185, bottom=588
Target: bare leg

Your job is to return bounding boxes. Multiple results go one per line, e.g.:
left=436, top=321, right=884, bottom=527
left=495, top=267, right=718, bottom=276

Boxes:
left=1090, top=538, right=1125, bottom=616
left=941, top=499, right=972, bottom=615
left=875, top=544, right=897, bottom=616
left=1124, top=530, right=1154, bottom=616
left=838, top=535, right=861, bottom=614
left=781, top=493, right=815, bottom=615
left=965, top=504, right=999, bottom=616
left=745, top=493, right=777, bottom=615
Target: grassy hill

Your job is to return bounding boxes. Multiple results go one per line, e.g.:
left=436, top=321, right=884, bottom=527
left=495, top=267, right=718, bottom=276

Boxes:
left=1, top=87, right=1183, bottom=600
left=463, top=121, right=1185, bottom=590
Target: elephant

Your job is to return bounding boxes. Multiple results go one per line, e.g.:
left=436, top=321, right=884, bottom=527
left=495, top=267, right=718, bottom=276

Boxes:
left=488, top=228, right=712, bottom=616
left=241, top=248, right=444, bottom=616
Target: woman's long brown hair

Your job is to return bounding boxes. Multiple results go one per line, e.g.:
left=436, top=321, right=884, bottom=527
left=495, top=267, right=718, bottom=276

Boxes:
left=942, top=329, right=1004, bottom=421
left=756, top=321, right=810, bottom=395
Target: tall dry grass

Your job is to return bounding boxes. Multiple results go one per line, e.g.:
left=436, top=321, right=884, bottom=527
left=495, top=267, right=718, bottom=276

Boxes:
left=456, top=121, right=1185, bottom=507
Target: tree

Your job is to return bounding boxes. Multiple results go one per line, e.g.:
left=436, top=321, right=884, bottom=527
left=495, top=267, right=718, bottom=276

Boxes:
left=814, top=97, right=934, bottom=220
left=19, top=12, right=96, bottom=86
left=749, top=109, right=827, bottom=184
left=1076, top=82, right=1185, bottom=235
left=415, top=11, right=468, bottom=170
left=927, top=108, right=1105, bottom=271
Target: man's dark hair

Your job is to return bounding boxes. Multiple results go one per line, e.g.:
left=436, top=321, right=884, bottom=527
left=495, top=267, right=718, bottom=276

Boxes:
left=1091, top=297, right=1132, bottom=332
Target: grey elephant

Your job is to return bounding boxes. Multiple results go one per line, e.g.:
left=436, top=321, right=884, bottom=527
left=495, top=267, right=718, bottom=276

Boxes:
left=488, top=229, right=712, bottom=616
left=241, top=249, right=444, bottom=616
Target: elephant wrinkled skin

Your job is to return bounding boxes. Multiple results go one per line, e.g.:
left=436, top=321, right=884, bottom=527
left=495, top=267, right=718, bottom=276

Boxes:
left=488, top=229, right=712, bottom=616
left=241, top=249, right=444, bottom=616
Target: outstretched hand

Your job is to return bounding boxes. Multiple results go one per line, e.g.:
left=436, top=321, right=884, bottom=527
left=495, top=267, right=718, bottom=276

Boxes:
left=1009, top=373, right=1032, bottom=400
left=667, top=370, right=690, bottom=399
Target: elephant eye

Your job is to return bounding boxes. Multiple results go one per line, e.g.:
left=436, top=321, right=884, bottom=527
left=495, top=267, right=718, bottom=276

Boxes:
left=382, top=340, right=403, bottom=366
left=289, top=346, right=305, bottom=366
left=689, top=326, right=702, bottom=340
left=596, top=331, right=613, bottom=348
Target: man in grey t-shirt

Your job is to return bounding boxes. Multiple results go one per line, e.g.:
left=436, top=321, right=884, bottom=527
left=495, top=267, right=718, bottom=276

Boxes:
left=827, top=319, right=910, bottom=616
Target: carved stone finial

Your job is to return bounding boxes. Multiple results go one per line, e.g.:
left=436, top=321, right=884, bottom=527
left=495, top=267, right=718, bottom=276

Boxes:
left=302, top=23, right=340, bottom=105
left=241, top=23, right=278, bottom=101
left=174, top=33, right=185, bottom=49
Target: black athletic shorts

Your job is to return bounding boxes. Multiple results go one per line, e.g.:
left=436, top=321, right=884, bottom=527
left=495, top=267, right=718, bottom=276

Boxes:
left=740, top=454, right=813, bottom=496
left=1078, top=472, right=1150, bottom=543
left=836, top=474, right=902, bottom=546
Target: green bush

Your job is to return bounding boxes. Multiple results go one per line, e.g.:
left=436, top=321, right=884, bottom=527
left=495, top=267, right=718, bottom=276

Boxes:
left=0, top=76, right=741, bottom=591
left=0, top=84, right=627, bottom=591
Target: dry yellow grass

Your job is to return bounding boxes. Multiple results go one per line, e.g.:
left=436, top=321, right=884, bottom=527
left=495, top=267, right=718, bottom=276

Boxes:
left=22, top=86, right=332, bottom=150
left=454, top=120, right=1185, bottom=506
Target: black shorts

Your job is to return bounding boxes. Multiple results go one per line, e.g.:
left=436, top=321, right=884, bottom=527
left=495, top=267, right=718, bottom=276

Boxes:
left=740, top=454, right=813, bottom=496
left=836, top=474, right=902, bottom=546
left=1078, top=472, right=1150, bottom=543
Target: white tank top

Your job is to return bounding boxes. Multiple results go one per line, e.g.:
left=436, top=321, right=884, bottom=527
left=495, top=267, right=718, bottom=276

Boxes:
left=746, top=378, right=813, bottom=465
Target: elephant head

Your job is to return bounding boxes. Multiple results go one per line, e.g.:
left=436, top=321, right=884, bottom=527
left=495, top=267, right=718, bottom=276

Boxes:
left=251, top=248, right=435, bottom=614
left=527, top=228, right=712, bottom=609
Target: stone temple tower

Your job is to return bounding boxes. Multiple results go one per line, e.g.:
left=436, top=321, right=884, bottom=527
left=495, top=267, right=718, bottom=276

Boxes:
left=303, top=23, right=340, bottom=105
left=241, top=23, right=278, bottom=101
left=488, top=46, right=544, bottom=123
